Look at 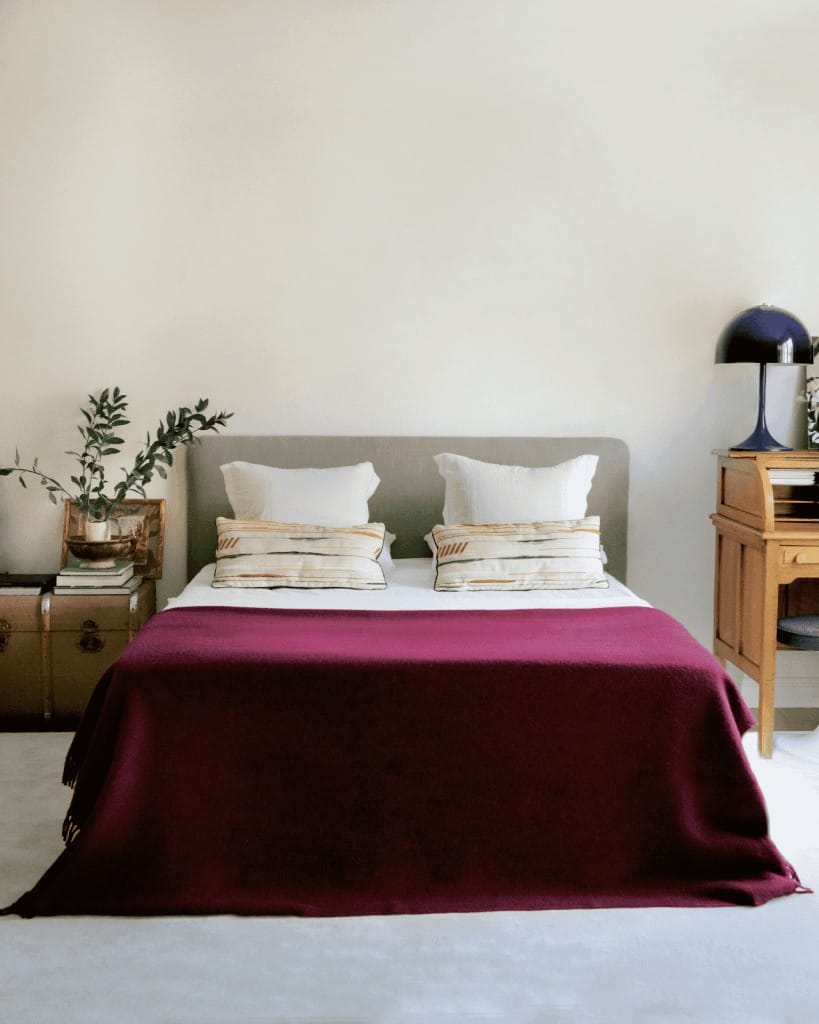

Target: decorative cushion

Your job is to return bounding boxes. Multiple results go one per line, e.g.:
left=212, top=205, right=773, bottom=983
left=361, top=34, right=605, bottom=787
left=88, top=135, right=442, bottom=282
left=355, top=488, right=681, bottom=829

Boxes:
left=430, top=518, right=608, bottom=591
left=434, top=452, right=598, bottom=525
left=212, top=517, right=387, bottom=590
left=220, top=461, right=380, bottom=527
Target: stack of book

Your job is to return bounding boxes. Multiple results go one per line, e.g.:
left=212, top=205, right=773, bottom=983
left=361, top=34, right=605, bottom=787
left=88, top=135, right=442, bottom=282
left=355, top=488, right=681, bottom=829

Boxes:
left=0, top=572, right=57, bottom=596
left=768, top=468, right=819, bottom=486
left=54, top=560, right=140, bottom=595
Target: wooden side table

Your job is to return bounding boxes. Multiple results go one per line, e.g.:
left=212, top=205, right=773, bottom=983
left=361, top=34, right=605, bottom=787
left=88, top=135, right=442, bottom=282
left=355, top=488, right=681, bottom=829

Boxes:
left=711, top=450, right=819, bottom=757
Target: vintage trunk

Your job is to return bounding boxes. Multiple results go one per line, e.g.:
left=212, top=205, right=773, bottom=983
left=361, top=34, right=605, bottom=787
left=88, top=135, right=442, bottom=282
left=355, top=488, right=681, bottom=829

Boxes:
left=48, top=580, right=155, bottom=718
left=0, top=593, right=49, bottom=716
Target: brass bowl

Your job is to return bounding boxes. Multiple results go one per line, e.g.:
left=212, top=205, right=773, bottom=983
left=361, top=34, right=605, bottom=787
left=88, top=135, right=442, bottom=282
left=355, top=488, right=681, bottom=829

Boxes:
left=66, top=535, right=137, bottom=567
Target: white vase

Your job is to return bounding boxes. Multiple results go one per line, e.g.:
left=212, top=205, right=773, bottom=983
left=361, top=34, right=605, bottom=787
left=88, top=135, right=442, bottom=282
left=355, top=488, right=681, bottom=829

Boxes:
left=84, top=519, right=110, bottom=542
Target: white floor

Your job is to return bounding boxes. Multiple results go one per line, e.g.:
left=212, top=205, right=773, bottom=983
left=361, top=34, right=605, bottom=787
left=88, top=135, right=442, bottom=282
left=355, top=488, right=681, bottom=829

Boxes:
left=1, top=730, right=818, bottom=1024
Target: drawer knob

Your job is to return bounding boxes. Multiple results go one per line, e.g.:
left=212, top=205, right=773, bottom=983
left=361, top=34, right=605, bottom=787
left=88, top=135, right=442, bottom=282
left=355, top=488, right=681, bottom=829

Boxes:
left=76, top=619, right=104, bottom=654
left=0, top=619, right=9, bottom=654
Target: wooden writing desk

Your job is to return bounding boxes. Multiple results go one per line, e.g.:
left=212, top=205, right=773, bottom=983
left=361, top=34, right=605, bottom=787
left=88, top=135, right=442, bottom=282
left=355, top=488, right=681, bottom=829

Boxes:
left=711, top=450, right=819, bottom=757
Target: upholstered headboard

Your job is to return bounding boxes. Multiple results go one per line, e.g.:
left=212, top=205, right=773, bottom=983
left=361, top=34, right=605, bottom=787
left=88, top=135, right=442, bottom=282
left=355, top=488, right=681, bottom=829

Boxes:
left=187, top=436, right=629, bottom=581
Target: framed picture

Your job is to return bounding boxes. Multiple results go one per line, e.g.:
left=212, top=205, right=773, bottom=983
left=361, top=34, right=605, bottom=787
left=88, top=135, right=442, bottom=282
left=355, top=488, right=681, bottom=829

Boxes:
left=806, top=377, right=819, bottom=449
left=61, top=499, right=166, bottom=578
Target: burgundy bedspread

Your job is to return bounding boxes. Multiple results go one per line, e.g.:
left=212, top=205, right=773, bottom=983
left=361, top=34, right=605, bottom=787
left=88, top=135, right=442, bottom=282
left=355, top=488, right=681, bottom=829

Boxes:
left=7, top=605, right=803, bottom=917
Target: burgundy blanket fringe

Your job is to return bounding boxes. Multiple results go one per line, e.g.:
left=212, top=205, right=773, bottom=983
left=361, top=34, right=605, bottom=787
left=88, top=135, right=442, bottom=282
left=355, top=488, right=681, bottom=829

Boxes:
left=62, top=666, right=115, bottom=791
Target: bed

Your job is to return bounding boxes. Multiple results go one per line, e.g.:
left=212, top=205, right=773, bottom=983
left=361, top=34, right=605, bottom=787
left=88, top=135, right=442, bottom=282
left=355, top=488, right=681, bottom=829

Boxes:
left=4, top=436, right=804, bottom=917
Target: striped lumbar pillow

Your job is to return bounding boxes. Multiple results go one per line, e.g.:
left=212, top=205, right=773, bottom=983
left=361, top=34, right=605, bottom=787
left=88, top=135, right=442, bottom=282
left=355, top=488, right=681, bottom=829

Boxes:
left=430, top=517, right=608, bottom=591
left=212, top=517, right=387, bottom=589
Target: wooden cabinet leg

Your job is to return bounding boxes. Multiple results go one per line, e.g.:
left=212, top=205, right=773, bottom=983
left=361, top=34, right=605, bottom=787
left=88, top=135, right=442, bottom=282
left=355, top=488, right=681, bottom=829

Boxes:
left=757, top=676, right=775, bottom=759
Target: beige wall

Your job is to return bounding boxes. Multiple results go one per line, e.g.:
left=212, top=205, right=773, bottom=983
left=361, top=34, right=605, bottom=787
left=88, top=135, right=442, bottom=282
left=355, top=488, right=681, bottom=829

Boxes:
left=2, top=1, right=818, bottom=702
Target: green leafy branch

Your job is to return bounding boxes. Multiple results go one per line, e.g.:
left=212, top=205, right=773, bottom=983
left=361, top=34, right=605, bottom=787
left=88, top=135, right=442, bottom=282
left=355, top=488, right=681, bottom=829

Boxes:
left=0, top=453, right=73, bottom=506
left=112, top=398, right=231, bottom=504
left=1, top=387, right=232, bottom=520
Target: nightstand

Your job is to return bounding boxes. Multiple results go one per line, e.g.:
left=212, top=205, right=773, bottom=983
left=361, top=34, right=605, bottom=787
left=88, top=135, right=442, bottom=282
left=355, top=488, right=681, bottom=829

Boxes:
left=711, top=449, right=819, bottom=757
left=0, top=578, right=155, bottom=722
left=48, top=578, right=156, bottom=718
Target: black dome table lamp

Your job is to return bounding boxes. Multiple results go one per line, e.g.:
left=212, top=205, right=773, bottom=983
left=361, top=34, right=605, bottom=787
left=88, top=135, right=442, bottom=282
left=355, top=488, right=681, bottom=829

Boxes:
left=715, top=303, right=813, bottom=451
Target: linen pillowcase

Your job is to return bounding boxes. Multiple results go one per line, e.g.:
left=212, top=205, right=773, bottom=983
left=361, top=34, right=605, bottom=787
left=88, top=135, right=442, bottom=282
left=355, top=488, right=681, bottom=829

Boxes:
left=423, top=529, right=608, bottom=565
left=434, top=452, right=598, bottom=525
left=220, top=461, right=380, bottom=527
left=212, top=517, right=386, bottom=590
left=430, top=517, right=607, bottom=592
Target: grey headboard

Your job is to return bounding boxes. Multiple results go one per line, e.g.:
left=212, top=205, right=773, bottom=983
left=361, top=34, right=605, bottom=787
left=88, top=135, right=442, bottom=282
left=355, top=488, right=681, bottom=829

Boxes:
left=187, top=436, right=629, bottom=582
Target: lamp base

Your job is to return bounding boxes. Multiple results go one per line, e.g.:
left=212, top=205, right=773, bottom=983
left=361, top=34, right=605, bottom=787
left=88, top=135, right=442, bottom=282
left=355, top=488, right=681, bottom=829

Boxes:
left=730, top=427, right=792, bottom=453
left=729, top=362, right=793, bottom=452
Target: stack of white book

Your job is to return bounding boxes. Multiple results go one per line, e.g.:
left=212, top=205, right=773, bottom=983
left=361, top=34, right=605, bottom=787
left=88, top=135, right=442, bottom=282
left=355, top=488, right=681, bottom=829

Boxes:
left=54, top=560, right=139, bottom=596
left=768, top=468, right=818, bottom=486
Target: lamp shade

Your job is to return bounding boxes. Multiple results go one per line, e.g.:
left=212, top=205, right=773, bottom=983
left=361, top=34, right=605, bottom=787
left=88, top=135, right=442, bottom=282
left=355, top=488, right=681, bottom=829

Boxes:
left=715, top=304, right=812, bottom=365
left=715, top=303, right=813, bottom=452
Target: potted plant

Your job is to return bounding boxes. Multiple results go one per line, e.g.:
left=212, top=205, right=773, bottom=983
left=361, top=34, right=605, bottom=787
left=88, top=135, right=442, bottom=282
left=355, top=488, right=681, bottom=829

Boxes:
left=1, top=387, right=232, bottom=542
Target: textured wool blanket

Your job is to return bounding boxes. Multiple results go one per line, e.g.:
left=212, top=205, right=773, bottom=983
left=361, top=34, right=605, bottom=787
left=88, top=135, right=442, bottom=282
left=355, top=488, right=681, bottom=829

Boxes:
left=6, top=606, right=803, bottom=917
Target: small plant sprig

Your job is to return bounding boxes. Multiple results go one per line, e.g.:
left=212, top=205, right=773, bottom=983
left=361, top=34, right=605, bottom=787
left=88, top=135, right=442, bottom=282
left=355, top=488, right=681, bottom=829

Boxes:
left=1, top=387, right=232, bottom=521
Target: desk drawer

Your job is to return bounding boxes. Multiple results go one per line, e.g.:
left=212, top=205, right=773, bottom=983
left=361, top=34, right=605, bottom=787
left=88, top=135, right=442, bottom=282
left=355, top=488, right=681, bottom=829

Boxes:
left=780, top=546, right=819, bottom=567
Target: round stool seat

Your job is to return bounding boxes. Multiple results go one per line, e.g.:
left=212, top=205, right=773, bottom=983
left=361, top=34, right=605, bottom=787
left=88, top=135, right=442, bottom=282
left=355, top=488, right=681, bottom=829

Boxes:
left=777, top=615, right=819, bottom=650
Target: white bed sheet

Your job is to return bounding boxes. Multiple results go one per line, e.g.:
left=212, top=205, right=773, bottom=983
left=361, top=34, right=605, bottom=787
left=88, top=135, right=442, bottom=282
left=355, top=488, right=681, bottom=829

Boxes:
left=166, top=558, right=649, bottom=612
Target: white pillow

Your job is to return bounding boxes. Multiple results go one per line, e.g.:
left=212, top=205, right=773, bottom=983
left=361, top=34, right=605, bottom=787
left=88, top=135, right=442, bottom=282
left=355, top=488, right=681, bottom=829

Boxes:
left=220, top=461, right=380, bottom=527
left=434, top=452, right=598, bottom=525
left=379, top=529, right=396, bottom=567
